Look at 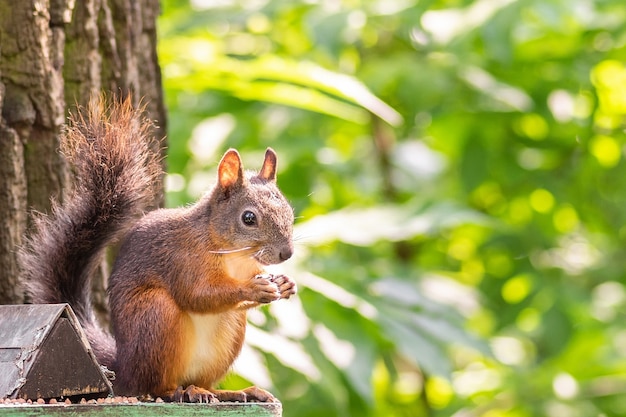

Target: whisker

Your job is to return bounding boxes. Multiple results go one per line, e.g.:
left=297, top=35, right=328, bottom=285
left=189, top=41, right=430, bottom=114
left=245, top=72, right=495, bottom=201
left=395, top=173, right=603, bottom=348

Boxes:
left=292, top=234, right=307, bottom=242
left=292, top=233, right=314, bottom=244
left=232, top=248, right=258, bottom=260
left=207, top=246, right=253, bottom=254
left=254, top=248, right=266, bottom=260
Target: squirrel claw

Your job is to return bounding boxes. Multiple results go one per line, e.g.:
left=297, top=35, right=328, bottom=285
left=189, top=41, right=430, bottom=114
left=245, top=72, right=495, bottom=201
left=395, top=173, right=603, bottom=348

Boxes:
left=249, top=275, right=281, bottom=304
left=173, top=385, right=218, bottom=403
left=252, top=273, right=296, bottom=301
left=241, top=386, right=278, bottom=402
left=254, top=273, right=273, bottom=281
left=270, top=274, right=297, bottom=300
left=210, top=386, right=277, bottom=403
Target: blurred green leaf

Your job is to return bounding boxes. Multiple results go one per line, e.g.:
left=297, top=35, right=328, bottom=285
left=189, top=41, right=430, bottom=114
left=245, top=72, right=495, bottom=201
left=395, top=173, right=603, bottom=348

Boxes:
left=158, top=0, right=626, bottom=415
left=295, top=201, right=490, bottom=246
left=160, top=42, right=403, bottom=124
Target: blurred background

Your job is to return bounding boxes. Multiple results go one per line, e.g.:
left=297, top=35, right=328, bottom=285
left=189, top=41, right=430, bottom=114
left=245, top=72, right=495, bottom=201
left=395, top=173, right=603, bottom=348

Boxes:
left=157, top=1, right=626, bottom=416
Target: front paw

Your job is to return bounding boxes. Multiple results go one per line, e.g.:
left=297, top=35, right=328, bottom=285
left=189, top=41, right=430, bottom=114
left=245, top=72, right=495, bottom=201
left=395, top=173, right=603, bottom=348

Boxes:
left=248, top=275, right=281, bottom=304
left=269, top=274, right=297, bottom=300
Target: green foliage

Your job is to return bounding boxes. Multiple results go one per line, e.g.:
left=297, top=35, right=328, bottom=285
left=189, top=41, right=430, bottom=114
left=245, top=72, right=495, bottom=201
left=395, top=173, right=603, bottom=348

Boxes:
left=158, top=0, right=626, bottom=416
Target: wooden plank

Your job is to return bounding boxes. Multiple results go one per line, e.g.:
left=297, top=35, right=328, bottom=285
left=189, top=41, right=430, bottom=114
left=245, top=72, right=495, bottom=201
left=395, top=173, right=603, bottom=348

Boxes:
left=0, top=402, right=282, bottom=416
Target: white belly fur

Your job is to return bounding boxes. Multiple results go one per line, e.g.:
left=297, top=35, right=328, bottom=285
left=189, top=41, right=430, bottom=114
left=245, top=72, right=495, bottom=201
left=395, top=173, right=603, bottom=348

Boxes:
left=183, top=311, right=243, bottom=383
left=187, top=312, right=220, bottom=367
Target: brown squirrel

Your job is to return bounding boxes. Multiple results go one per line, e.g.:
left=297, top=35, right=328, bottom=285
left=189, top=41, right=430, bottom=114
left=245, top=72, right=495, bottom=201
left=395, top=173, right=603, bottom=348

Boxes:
left=19, top=95, right=296, bottom=403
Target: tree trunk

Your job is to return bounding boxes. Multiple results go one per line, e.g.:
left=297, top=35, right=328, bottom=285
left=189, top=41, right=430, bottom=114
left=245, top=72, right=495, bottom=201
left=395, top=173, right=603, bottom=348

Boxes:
left=0, top=0, right=165, bottom=313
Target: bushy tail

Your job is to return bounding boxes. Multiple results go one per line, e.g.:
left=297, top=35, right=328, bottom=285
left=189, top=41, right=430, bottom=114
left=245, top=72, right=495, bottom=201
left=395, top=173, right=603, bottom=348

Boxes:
left=19, top=95, right=162, bottom=368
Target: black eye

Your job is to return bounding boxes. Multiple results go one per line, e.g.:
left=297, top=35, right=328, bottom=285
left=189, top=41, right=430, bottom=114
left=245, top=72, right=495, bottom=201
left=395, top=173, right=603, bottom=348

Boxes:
left=242, top=210, right=257, bottom=226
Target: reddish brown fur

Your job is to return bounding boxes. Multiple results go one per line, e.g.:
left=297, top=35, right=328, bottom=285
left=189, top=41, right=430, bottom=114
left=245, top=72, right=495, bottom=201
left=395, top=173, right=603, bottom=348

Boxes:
left=20, top=95, right=296, bottom=402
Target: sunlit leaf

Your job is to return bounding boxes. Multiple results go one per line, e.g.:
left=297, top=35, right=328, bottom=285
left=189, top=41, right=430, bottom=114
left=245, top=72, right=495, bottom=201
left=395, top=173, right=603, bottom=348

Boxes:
left=295, top=202, right=489, bottom=246
left=161, top=45, right=403, bottom=124
left=158, top=0, right=626, bottom=415
left=378, top=312, right=452, bottom=377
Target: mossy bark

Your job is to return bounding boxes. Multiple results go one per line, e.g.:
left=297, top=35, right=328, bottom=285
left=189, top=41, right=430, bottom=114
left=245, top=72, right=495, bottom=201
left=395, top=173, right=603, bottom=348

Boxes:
left=0, top=0, right=165, bottom=313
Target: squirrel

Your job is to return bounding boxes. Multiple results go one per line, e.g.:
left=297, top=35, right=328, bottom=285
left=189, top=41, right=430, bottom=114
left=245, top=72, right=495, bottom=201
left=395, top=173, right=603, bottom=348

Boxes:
left=19, top=95, right=297, bottom=403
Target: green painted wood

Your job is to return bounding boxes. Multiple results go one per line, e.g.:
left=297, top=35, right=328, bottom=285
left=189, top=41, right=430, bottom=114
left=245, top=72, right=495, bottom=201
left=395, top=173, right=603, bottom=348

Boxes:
left=0, top=402, right=282, bottom=416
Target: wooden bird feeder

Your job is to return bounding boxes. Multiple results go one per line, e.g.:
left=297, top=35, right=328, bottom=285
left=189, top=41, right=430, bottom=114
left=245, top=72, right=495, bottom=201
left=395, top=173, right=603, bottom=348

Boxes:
left=0, top=304, right=282, bottom=416
left=0, top=303, right=113, bottom=400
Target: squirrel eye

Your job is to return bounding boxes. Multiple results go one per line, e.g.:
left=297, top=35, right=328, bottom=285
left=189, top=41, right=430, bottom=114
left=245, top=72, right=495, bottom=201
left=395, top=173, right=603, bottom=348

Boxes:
left=241, top=210, right=257, bottom=226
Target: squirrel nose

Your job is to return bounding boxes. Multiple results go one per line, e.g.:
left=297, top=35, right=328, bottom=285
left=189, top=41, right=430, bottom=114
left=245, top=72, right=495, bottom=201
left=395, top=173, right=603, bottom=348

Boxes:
left=279, top=246, right=293, bottom=262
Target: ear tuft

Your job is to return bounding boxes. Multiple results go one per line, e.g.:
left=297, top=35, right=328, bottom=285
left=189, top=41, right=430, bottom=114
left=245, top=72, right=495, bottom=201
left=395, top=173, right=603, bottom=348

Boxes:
left=218, top=149, right=244, bottom=189
left=259, top=147, right=277, bottom=182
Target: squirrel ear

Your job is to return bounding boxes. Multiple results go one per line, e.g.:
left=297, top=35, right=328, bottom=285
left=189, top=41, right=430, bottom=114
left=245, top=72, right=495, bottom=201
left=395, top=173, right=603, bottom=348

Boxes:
left=218, top=149, right=244, bottom=190
left=258, top=148, right=277, bottom=182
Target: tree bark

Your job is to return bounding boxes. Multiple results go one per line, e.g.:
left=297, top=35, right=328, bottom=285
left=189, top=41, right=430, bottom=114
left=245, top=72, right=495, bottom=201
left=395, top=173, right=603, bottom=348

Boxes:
left=0, top=103, right=27, bottom=304
left=0, top=0, right=165, bottom=311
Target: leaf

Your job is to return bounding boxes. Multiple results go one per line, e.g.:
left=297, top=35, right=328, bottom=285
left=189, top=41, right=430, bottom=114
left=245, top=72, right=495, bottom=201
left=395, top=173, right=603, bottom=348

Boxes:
left=368, top=276, right=491, bottom=373
left=459, top=66, right=533, bottom=112
left=245, top=325, right=321, bottom=381
left=409, top=312, right=490, bottom=356
left=221, top=56, right=404, bottom=126
left=370, top=277, right=451, bottom=313
left=161, top=44, right=403, bottom=125
left=298, top=273, right=400, bottom=403
left=421, top=0, right=517, bottom=44
left=312, top=323, right=377, bottom=403
left=378, top=313, right=452, bottom=377
left=294, top=201, right=489, bottom=246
